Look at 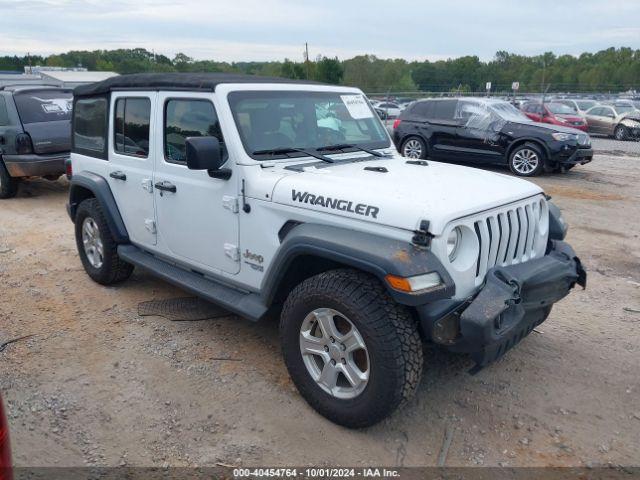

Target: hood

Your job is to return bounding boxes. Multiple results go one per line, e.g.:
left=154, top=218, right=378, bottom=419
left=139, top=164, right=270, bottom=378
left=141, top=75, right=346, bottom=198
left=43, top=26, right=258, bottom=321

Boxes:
left=555, top=114, right=583, bottom=122
left=622, top=112, right=640, bottom=122
left=506, top=121, right=585, bottom=135
left=271, top=155, right=542, bottom=235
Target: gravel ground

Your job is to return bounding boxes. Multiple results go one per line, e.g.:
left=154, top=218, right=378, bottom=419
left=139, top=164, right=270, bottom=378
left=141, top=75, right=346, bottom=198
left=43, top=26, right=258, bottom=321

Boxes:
left=0, top=154, right=639, bottom=468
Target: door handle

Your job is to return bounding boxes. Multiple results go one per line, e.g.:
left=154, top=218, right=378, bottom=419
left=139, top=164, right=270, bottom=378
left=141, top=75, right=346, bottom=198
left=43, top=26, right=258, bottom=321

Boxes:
left=154, top=181, right=177, bottom=193
left=110, top=171, right=127, bottom=181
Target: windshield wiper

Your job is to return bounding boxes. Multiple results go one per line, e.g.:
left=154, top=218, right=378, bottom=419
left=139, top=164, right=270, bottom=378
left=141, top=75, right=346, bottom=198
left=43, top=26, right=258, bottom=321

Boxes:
left=316, top=143, right=388, bottom=157
left=252, top=147, right=334, bottom=163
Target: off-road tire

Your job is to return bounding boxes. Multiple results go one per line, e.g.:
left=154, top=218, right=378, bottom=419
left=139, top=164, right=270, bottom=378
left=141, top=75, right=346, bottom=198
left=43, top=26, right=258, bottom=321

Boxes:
left=75, top=198, right=134, bottom=285
left=509, top=142, right=545, bottom=177
left=0, top=160, right=19, bottom=199
left=401, top=136, right=428, bottom=159
left=280, top=269, right=423, bottom=428
left=614, top=125, right=628, bottom=141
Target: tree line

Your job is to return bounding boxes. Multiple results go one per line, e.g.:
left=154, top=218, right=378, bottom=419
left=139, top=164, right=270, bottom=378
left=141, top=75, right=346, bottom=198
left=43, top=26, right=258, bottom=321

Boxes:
left=1, top=47, right=639, bottom=93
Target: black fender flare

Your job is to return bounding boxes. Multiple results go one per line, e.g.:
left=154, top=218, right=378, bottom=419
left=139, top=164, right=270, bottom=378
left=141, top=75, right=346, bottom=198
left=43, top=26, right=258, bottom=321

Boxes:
left=260, top=223, right=455, bottom=307
left=67, top=171, right=129, bottom=244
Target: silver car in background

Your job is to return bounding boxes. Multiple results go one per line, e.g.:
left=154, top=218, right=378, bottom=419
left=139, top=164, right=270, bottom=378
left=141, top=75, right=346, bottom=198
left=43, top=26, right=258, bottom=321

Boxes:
left=584, top=103, right=640, bottom=140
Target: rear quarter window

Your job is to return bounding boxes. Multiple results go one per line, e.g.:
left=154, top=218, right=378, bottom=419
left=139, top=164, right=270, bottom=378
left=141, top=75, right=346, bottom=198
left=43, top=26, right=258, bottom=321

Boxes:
left=13, top=90, right=73, bottom=124
left=73, top=96, right=109, bottom=159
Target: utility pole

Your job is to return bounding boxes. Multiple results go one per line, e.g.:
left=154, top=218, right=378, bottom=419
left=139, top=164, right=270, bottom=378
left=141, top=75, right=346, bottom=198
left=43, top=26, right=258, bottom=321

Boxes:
left=304, top=42, right=310, bottom=80
left=27, top=52, right=32, bottom=74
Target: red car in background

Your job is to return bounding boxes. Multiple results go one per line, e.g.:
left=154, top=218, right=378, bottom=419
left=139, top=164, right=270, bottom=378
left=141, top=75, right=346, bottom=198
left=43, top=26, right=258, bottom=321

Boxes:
left=521, top=101, right=588, bottom=132
left=0, top=394, right=11, bottom=480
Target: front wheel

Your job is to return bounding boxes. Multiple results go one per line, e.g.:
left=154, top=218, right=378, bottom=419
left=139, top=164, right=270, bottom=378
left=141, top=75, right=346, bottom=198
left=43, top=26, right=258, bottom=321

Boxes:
left=280, top=269, right=423, bottom=428
left=401, top=136, right=427, bottom=159
left=614, top=125, right=628, bottom=141
left=0, top=161, right=19, bottom=199
left=509, top=144, right=545, bottom=177
left=75, top=198, right=134, bottom=285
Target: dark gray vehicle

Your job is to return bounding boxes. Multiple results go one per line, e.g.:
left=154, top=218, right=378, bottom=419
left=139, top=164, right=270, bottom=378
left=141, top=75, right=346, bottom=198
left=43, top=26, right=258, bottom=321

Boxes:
left=0, top=85, right=72, bottom=198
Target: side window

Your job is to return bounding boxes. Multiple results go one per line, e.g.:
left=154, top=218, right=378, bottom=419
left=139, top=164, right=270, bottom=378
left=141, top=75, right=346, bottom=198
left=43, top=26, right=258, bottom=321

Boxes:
left=0, top=97, right=9, bottom=126
left=455, top=100, right=491, bottom=129
left=431, top=100, right=458, bottom=121
left=413, top=101, right=434, bottom=119
left=604, top=107, right=615, bottom=117
left=164, top=99, right=223, bottom=164
left=589, top=107, right=602, bottom=116
left=73, top=97, right=108, bottom=158
left=114, top=97, right=151, bottom=158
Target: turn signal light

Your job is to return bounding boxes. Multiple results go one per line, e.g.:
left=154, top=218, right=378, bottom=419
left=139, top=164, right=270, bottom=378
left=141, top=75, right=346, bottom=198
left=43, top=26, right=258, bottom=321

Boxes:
left=385, top=272, right=442, bottom=293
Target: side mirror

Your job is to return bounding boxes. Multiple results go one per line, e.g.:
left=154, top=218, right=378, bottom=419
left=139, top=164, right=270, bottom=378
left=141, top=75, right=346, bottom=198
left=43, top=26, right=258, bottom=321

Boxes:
left=185, top=136, right=231, bottom=180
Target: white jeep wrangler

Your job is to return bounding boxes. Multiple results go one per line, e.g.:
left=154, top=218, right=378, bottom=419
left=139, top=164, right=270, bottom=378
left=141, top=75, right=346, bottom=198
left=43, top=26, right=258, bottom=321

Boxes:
left=67, top=73, right=586, bottom=428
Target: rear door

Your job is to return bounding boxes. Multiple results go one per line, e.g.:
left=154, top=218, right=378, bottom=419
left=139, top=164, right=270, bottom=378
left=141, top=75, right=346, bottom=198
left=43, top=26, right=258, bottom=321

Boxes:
left=586, top=107, right=609, bottom=134
left=12, top=89, right=73, bottom=154
left=424, top=100, right=460, bottom=159
left=107, top=92, right=157, bottom=247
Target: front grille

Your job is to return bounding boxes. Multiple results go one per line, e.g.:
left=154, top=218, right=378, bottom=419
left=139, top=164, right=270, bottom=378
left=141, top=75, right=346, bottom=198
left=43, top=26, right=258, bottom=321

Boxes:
left=472, top=199, right=544, bottom=283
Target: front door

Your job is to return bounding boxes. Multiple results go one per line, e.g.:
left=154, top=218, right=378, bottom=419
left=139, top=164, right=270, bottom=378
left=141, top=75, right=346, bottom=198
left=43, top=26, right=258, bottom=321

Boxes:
left=454, top=99, right=504, bottom=163
left=108, top=93, right=157, bottom=247
left=153, top=92, right=240, bottom=275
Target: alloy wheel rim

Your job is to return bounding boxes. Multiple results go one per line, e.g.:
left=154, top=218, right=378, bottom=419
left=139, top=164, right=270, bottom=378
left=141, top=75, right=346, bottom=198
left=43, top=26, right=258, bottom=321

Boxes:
left=299, top=308, right=370, bottom=399
left=512, top=148, right=539, bottom=174
left=82, top=217, right=104, bottom=269
left=403, top=139, right=423, bottom=158
left=615, top=127, right=624, bottom=140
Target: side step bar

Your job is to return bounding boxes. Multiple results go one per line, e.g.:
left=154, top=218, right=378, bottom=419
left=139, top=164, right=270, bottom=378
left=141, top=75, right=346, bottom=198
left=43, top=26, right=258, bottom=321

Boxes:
left=117, top=244, right=267, bottom=321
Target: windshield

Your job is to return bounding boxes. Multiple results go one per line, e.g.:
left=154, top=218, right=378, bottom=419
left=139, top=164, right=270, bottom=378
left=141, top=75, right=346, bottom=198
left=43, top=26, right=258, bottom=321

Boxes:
left=13, top=90, right=73, bottom=124
left=547, top=103, right=575, bottom=115
left=489, top=102, right=531, bottom=122
left=228, top=91, right=389, bottom=159
left=576, top=100, right=596, bottom=110
left=613, top=105, right=634, bottom=115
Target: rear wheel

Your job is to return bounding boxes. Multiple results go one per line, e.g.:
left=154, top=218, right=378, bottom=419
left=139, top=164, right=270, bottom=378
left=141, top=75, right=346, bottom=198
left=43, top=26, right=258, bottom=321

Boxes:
left=280, top=269, right=423, bottom=428
left=75, top=198, right=134, bottom=285
left=0, top=161, right=19, bottom=199
left=614, top=125, right=628, bottom=141
left=509, top=143, right=545, bottom=177
left=401, top=137, right=427, bottom=159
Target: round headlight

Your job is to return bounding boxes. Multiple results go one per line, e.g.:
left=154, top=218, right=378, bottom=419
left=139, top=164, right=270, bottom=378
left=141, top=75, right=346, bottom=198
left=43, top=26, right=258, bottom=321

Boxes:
left=447, top=227, right=461, bottom=261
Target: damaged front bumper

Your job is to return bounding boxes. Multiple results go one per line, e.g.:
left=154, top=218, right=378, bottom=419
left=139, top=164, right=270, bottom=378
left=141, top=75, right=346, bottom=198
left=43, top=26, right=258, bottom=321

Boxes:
left=417, top=240, right=586, bottom=370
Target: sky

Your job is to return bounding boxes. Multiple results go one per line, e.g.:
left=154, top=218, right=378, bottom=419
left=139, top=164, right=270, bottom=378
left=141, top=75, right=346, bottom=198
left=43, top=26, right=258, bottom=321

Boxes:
left=1, top=0, right=640, bottom=62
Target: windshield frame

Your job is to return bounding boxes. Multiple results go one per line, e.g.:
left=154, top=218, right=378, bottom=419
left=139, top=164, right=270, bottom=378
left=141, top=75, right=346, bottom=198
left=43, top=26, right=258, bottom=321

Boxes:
left=226, top=89, right=391, bottom=161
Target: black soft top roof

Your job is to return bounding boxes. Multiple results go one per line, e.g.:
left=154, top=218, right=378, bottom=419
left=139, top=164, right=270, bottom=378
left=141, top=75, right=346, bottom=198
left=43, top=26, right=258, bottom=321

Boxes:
left=74, top=73, right=321, bottom=97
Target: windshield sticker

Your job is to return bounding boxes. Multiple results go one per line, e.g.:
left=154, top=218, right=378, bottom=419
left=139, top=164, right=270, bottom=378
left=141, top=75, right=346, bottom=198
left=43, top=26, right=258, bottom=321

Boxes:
left=34, top=97, right=73, bottom=114
left=340, top=94, right=373, bottom=119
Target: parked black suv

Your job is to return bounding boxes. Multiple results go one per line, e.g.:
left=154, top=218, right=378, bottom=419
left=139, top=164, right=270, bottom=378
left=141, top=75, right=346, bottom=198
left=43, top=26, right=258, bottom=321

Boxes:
left=392, top=97, right=593, bottom=176
left=0, top=85, right=72, bottom=198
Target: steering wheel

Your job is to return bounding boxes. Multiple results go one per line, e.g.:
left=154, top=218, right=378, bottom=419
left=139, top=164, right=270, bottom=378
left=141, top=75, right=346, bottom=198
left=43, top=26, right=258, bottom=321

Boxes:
left=317, top=126, right=346, bottom=145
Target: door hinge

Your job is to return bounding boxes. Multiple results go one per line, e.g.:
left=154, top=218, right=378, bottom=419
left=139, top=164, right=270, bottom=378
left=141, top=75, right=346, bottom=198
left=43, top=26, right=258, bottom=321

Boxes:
left=145, top=219, right=156, bottom=234
left=222, top=195, right=239, bottom=213
left=224, top=243, right=240, bottom=262
left=142, top=178, right=153, bottom=193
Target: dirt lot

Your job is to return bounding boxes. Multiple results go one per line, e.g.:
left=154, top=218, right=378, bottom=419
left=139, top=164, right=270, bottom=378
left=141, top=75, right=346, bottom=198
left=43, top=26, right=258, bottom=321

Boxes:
left=1, top=153, right=639, bottom=468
